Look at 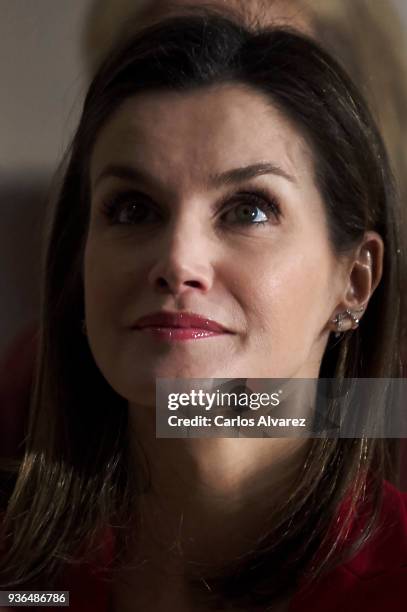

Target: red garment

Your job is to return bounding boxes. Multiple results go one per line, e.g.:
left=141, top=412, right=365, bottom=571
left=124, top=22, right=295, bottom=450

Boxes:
left=53, top=480, right=406, bottom=611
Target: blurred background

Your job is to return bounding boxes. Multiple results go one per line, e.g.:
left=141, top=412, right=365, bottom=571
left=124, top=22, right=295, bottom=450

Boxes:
left=1, top=1, right=91, bottom=356
left=1, top=0, right=406, bottom=358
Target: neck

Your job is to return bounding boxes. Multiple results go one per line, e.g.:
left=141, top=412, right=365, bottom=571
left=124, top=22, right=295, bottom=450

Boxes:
left=125, top=404, right=310, bottom=570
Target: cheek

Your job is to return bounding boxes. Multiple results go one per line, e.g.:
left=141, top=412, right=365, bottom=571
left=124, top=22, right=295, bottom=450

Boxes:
left=240, top=237, right=334, bottom=338
left=83, top=237, right=129, bottom=323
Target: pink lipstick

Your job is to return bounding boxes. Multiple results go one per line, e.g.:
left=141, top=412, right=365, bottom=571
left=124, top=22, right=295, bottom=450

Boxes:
left=132, top=311, right=232, bottom=342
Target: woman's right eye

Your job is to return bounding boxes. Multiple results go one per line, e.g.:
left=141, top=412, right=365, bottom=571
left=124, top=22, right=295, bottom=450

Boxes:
left=102, top=191, right=158, bottom=225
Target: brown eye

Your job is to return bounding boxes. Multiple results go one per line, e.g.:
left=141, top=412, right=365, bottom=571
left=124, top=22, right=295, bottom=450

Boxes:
left=233, top=202, right=267, bottom=224
left=222, top=191, right=281, bottom=228
left=102, top=191, right=157, bottom=225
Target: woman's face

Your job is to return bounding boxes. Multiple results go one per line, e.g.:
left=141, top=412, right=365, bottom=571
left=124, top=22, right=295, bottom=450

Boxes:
left=84, top=84, right=349, bottom=404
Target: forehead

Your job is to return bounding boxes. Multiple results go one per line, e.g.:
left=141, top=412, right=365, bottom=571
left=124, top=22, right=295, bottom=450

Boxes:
left=139, top=0, right=313, bottom=33
left=90, top=83, right=314, bottom=189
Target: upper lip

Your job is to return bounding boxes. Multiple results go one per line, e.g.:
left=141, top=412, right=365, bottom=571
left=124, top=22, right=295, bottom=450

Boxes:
left=132, top=311, right=232, bottom=333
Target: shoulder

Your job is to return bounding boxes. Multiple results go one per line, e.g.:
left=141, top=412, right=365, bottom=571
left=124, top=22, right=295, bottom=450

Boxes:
left=290, top=480, right=407, bottom=612
left=345, top=480, right=407, bottom=578
left=0, top=522, right=114, bottom=612
left=55, top=527, right=114, bottom=612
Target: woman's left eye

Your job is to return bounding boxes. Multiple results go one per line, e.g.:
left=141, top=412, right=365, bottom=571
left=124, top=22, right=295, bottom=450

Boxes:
left=221, top=191, right=281, bottom=227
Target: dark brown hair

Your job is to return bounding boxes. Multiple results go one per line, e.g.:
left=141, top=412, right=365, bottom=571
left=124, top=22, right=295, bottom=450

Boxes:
left=1, top=11, right=405, bottom=608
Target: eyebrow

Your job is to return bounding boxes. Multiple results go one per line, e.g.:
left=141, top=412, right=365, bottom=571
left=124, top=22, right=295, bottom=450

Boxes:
left=93, top=162, right=296, bottom=192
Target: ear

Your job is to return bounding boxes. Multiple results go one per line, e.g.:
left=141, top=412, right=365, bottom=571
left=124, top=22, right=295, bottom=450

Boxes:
left=329, top=231, right=384, bottom=334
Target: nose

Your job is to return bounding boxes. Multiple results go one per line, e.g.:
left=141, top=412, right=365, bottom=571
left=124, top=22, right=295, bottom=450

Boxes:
left=147, top=220, right=214, bottom=296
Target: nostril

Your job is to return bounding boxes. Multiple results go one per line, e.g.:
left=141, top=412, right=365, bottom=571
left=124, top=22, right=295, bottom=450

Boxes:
left=186, top=280, right=201, bottom=288
left=155, top=277, right=203, bottom=291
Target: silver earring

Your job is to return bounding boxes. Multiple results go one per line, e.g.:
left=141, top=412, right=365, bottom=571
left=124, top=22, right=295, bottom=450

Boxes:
left=332, top=312, right=347, bottom=338
left=81, top=319, right=87, bottom=335
left=331, top=306, right=365, bottom=338
left=345, top=307, right=364, bottom=328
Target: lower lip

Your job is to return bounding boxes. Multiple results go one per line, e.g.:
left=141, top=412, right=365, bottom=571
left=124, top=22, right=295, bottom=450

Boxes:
left=134, top=327, right=226, bottom=341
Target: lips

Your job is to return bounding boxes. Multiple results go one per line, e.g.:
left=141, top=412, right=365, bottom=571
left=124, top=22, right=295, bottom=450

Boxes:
left=132, top=311, right=231, bottom=333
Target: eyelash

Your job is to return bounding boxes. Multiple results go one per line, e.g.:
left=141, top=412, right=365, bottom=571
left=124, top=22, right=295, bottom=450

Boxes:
left=101, top=187, right=281, bottom=229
